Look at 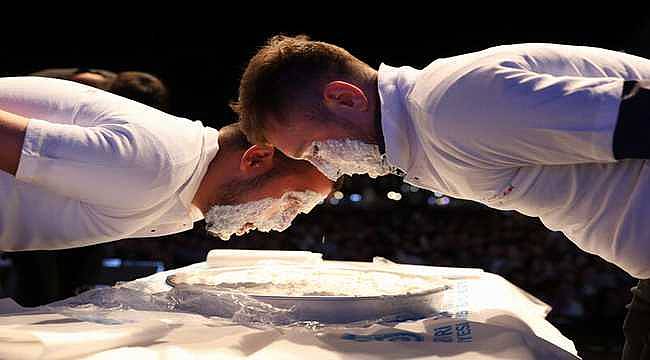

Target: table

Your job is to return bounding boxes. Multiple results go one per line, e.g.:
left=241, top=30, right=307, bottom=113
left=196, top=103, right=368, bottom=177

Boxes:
left=0, top=251, right=580, bottom=359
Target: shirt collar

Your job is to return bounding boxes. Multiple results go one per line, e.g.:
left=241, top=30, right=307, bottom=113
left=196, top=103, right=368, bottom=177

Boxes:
left=377, top=63, right=420, bottom=173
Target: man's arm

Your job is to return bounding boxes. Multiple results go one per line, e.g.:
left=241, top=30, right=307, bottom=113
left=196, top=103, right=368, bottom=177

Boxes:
left=0, top=77, right=174, bottom=210
left=435, top=61, right=625, bottom=167
left=0, top=77, right=182, bottom=251
left=0, top=108, right=29, bottom=176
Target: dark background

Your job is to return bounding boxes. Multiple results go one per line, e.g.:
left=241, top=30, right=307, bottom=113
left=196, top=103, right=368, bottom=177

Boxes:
left=1, top=13, right=649, bottom=358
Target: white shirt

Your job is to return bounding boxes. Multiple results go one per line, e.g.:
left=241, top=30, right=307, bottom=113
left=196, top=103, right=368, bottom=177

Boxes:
left=378, top=43, right=650, bottom=279
left=0, top=77, right=219, bottom=250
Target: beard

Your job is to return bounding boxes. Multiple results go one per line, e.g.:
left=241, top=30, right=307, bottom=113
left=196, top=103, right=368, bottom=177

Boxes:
left=204, top=190, right=324, bottom=241
left=302, top=138, right=393, bottom=181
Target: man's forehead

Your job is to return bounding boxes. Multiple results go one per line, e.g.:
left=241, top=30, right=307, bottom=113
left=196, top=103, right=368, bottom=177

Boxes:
left=264, top=115, right=310, bottom=158
left=266, top=109, right=316, bottom=133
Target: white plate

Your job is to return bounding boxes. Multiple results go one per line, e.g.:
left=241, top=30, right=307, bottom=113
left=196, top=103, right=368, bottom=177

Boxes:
left=166, top=264, right=451, bottom=323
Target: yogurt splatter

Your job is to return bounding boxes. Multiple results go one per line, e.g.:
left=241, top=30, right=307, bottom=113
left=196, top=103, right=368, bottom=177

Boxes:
left=205, top=190, right=324, bottom=241
left=301, top=139, right=394, bottom=181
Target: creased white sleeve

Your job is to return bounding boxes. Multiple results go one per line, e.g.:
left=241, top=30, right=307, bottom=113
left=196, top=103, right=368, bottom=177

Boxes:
left=0, top=77, right=173, bottom=210
left=0, top=186, right=174, bottom=251
left=14, top=118, right=172, bottom=210
left=434, top=61, right=624, bottom=167
left=0, top=77, right=194, bottom=250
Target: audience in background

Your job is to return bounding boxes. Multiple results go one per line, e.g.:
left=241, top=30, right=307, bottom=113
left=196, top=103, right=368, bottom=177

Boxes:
left=30, top=68, right=170, bottom=111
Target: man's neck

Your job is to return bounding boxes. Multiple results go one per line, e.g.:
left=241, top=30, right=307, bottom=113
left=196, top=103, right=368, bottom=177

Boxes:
left=191, top=148, right=237, bottom=214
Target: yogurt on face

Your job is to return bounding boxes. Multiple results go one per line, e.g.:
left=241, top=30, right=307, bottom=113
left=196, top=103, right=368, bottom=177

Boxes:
left=301, top=139, right=393, bottom=181
left=205, top=190, right=324, bottom=241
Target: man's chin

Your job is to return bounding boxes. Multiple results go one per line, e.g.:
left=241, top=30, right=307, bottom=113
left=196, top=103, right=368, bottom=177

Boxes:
left=233, top=224, right=256, bottom=237
left=224, top=224, right=288, bottom=238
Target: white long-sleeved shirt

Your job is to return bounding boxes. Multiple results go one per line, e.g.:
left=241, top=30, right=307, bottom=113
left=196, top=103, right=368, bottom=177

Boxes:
left=0, top=77, right=219, bottom=250
left=378, top=43, right=650, bottom=278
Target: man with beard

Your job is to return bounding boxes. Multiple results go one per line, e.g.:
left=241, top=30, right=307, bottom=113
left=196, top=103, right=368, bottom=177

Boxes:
left=232, top=35, right=650, bottom=358
left=0, top=76, right=331, bottom=251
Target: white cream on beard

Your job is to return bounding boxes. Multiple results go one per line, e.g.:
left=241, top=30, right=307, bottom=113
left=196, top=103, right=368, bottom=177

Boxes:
left=204, top=190, right=325, bottom=241
left=302, top=139, right=393, bottom=181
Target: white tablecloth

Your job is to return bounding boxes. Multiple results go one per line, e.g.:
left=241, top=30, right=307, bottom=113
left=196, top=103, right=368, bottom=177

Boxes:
left=0, top=252, right=580, bottom=359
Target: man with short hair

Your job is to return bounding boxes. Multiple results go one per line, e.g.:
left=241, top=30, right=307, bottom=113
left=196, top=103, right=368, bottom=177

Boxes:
left=232, top=35, right=650, bottom=358
left=0, top=76, right=331, bottom=251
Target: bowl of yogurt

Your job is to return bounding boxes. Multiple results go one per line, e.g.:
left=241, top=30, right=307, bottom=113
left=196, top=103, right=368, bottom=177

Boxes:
left=166, top=264, right=451, bottom=323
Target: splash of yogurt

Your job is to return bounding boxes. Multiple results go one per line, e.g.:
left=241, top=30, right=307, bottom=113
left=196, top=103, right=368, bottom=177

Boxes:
left=301, top=139, right=394, bottom=181
left=205, top=190, right=324, bottom=241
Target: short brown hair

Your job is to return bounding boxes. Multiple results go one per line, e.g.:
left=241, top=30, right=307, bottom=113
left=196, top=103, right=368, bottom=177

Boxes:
left=218, top=122, right=252, bottom=151
left=218, top=122, right=315, bottom=175
left=231, top=35, right=374, bottom=145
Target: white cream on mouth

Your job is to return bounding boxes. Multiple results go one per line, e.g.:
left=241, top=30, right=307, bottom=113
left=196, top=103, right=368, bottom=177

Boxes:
left=302, top=139, right=394, bottom=180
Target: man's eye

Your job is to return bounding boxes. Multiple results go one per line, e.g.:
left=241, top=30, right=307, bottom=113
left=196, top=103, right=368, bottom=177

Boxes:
left=312, top=144, right=319, bottom=156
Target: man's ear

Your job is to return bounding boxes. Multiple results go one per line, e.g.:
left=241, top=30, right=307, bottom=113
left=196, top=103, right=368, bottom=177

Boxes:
left=323, top=81, right=369, bottom=113
left=240, top=144, right=275, bottom=176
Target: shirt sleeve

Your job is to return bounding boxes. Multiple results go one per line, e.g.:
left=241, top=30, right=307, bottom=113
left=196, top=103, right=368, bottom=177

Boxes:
left=433, top=60, right=625, bottom=167
left=0, top=185, right=176, bottom=251
left=14, top=118, right=172, bottom=210
left=0, top=77, right=174, bottom=209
